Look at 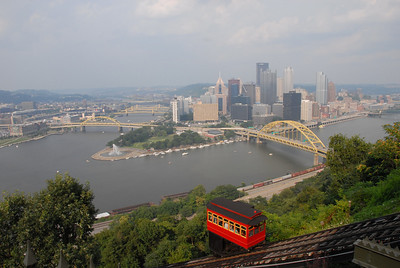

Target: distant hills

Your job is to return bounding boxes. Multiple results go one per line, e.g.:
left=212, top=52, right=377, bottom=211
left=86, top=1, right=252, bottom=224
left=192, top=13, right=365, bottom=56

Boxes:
left=0, top=89, right=92, bottom=104
left=0, top=83, right=398, bottom=104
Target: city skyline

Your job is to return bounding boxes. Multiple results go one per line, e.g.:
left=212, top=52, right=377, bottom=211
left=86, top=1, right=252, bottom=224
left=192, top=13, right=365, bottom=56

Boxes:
left=1, top=1, right=400, bottom=90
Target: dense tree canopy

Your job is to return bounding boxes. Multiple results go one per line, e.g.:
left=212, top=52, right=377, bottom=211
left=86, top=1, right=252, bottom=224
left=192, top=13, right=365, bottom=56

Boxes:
left=0, top=173, right=97, bottom=267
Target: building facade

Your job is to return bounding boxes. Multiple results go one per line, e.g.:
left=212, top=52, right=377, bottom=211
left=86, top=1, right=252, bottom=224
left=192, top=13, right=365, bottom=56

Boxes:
left=193, top=103, right=218, bottom=122
left=283, top=66, right=294, bottom=94
left=259, top=68, right=277, bottom=106
left=283, top=91, right=301, bottom=121
left=228, top=78, right=241, bottom=112
left=301, top=100, right=313, bottom=122
left=316, top=72, right=328, bottom=105
left=171, top=98, right=179, bottom=123
left=256, top=62, right=269, bottom=86
left=327, top=81, right=336, bottom=103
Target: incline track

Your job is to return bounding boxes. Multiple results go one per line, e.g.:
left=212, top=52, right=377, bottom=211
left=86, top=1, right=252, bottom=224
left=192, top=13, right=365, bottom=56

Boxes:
left=167, top=212, right=400, bottom=267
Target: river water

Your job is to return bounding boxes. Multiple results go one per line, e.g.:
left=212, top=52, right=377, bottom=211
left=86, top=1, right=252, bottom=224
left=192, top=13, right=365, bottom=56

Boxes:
left=0, top=114, right=399, bottom=212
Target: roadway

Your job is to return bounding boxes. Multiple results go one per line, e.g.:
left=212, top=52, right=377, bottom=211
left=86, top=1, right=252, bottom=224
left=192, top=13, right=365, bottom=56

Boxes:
left=236, top=170, right=322, bottom=202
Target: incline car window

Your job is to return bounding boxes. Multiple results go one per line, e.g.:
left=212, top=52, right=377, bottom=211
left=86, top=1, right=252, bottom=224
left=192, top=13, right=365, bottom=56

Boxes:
left=208, top=210, right=265, bottom=239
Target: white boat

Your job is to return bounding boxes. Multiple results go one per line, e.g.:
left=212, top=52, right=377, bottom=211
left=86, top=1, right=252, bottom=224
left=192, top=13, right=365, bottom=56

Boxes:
left=182, top=152, right=188, bottom=156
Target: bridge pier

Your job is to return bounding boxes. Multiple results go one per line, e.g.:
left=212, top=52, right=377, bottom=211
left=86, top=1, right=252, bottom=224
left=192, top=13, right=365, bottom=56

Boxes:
left=314, top=154, right=319, bottom=166
left=256, top=137, right=261, bottom=144
left=80, top=126, right=86, bottom=132
left=118, top=127, right=123, bottom=133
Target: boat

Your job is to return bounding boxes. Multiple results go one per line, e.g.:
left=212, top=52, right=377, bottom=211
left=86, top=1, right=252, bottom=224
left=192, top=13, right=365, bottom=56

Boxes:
left=182, top=152, right=188, bottom=156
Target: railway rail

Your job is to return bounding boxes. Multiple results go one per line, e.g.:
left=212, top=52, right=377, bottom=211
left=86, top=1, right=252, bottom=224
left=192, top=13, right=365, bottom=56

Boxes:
left=167, top=212, right=400, bottom=267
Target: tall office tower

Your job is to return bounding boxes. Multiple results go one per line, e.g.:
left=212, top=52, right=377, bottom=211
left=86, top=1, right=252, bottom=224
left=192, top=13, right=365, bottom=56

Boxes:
left=283, top=66, right=294, bottom=94
left=171, top=98, right=179, bottom=123
left=214, top=74, right=228, bottom=114
left=283, top=91, right=301, bottom=121
left=259, top=68, right=277, bottom=106
left=242, top=83, right=256, bottom=105
left=277, top=77, right=284, bottom=101
left=301, top=100, right=313, bottom=122
left=228, top=78, right=241, bottom=112
left=316, top=72, right=328, bottom=105
left=327, top=81, right=336, bottom=103
left=256, top=63, right=269, bottom=86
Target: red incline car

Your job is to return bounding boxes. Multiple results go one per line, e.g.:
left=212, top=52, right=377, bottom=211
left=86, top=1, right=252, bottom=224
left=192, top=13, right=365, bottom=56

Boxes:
left=207, top=197, right=267, bottom=252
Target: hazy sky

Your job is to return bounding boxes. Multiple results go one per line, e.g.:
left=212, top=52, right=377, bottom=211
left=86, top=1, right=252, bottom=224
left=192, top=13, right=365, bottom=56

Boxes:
left=1, top=0, right=400, bottom=90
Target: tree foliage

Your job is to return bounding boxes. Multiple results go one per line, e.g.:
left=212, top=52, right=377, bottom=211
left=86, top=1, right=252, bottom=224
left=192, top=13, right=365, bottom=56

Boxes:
left=358, top=122, right=400, bottom=183
left=0, top=173, right=97, bottom=267
left=107, top=125, right=174, bottom=147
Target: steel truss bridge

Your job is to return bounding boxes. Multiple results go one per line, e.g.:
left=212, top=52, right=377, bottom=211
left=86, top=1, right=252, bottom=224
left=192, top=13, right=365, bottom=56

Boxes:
left=49, top=116, right=156, bottom=132
left=234, top=120, right=328, bottom=165
left=115, top=104, right=169, bottom=115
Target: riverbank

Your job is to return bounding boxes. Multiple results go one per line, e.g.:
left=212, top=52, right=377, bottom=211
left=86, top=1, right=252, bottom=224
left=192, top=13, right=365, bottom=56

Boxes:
left=91, top=147, right=148, bottom=161
left=0, top=132, right=60, bottom=149
left=91, top=139, right=244, bottom=161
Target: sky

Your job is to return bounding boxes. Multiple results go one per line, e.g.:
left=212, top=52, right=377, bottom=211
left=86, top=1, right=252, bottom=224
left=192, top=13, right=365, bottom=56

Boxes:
left=1, top=0, right=400, bottom=90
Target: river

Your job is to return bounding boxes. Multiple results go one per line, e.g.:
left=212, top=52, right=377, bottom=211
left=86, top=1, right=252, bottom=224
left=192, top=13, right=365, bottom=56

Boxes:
left=0, top=114, right=399, bottom=212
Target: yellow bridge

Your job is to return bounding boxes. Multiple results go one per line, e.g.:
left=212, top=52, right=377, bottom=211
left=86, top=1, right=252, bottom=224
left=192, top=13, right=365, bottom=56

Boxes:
left=234, top=120, right=328, bottom=165
left=115, top=105, right=169, bottom=115
left=49, top=116, right=156, bottom=132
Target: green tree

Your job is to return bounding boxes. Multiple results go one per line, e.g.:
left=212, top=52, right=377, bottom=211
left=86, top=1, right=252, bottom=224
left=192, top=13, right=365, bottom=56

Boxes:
left=207, top=185, right=245, bottom=201
left=19, top=173, right=97, bottom=267
left=224, top=130, right=236, bottom=139
left=326, top=134, right=372, bottom=197
left=359, top=122, right=400, bottom=183
left=0, top=192, right=29, bottom=267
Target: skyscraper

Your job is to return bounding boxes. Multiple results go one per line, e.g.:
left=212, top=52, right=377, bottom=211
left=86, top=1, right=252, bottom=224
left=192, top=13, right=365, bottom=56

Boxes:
left=327, top=81, right=336, bottom=103
left=214, top=74, right=228, bottom=114
left=283, top=91, right=301, bottom=121
left=171, top=98, right=179, bottom=123
left=283, top=66, right=294, bottom=94
left=301, top=100, right=313, bottom=122
left=259, top=68, right=277, bottom=106
left=316, top=72, right=328, bottom=105
left=242, top=83, right=256, bottom=105
left=256, top=63, right=269, bottom=86
left=276, top=77, right=284, bottom=101
left=228, top=78, right=241, bottom=112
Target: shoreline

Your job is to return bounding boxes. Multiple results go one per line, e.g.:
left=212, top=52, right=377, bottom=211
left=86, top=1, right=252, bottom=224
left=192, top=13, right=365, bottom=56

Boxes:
left=91, top=147, right=148, bottom=161
left=0, top=132, right=60, bottom=149
left=91, top=139, right=243, bottom=161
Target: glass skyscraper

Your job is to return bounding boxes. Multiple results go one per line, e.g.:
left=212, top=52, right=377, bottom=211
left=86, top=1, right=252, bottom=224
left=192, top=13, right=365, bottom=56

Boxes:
left=283, top=66, right=294, bottom=94
left=316, top=72, right=328, bottom=105
left=256, top=63, right=269, bottom=86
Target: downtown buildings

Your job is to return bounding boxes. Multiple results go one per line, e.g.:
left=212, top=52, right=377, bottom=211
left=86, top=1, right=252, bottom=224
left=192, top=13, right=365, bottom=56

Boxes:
left=169, top=62, right=380, bottom=127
